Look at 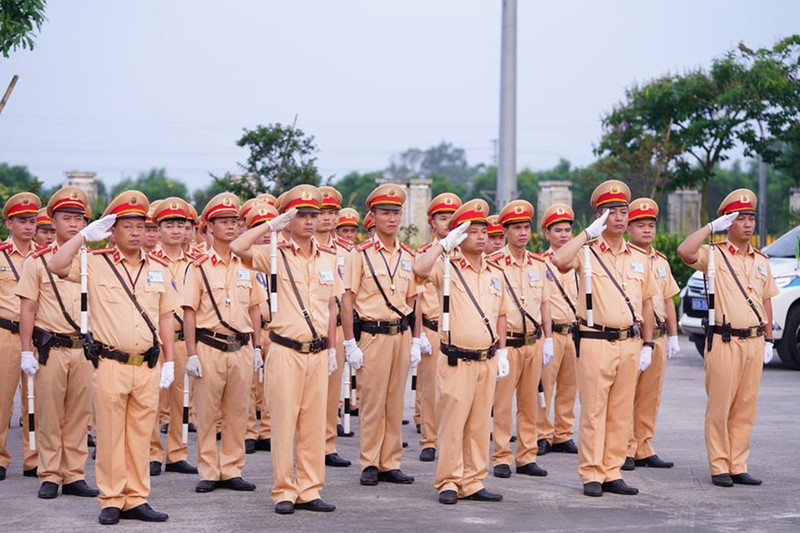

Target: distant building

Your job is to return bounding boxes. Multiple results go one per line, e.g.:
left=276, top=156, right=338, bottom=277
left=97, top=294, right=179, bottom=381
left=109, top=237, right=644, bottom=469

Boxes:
left=63, top=171, right=98, bottom=205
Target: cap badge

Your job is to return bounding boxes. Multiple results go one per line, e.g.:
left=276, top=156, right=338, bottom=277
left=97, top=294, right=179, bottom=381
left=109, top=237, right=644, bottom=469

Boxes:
left=387, top=188, right=396, bottom=197
left=130, top=196, right=138, bottom=204
left=444, top=197, right=453, bottom=205
left=514, top=205, right=524, bottom=214
left=740, top=194, right=749, bottom=204
left=301, top=190, right=312, bottom=201
left=222, top=197, right=232, bottom=206
left=556, top=207, right=565, bottom=215
left=610, top=184, right=620, bottom=194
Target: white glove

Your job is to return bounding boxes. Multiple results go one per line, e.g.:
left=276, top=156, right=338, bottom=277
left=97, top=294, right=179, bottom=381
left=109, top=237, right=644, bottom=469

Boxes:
left=419, top=331, right=432, bottom=355
left=253, top=346, right=264, bottom=372
left=496, top=348, right=510, bottom=380
left=21, top=351, right=39, bottom=376
left=186, top=355, right=203, bottom=378
left=343, top=338, right=364, bottom=370
left=542, top=337, right=554, bottom=368
left=764, top=341, right=774, bottom=365
left=268, top=208, right=297, bottom=233
left=80, top=214, right=116, bottom=242
left=708, top=212, right=739, bottom=233
left=584, top=209, right=610, bottom=240
left=667, top=336, right=680, bottom=359
left=410, top=338, right=422, bottom=369
left=160, top=361, right=175, bottom=389
left=639, top=345, right=653, bottom=372
left=441, top=221, right=470, bottom=252
left=327, top=348, right=338, bottom=375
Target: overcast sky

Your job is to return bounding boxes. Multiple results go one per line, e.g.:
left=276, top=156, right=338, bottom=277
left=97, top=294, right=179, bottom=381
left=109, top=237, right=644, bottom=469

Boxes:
left=1, top=0, right=797, bottom=191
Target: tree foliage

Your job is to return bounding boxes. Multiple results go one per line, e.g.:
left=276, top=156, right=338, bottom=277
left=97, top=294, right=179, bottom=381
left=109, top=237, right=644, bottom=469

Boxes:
left=332, top=171, right=381, bottom=217
left=111, top=168, right=188, bottom=202
left=0, top=162, right=42, bottom=200
left=0, top=0, right=46, bottom=58
left=387, top=141, right=484, bottom=189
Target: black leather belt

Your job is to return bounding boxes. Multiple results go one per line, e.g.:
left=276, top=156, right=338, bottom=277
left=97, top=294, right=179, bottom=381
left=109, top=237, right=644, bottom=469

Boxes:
left=506, top=330, right=541, bottom=348
left=422, top=316, right=439, bottom=332
left=552, top=321, right=577, bottom=335
left=196, top=328, right=250, bottom=352
left=440, top=342, right=497, bottom=363
left=269, top=331, right=328, bottom=354
left=97, top=344, right=148, bottom=366
left=360, top=318, right=410, bottom=336
left=579, top=320, right=638, bottom=342
left=0, top=317, right=19, bottom=334
left=653, top=322, right=668, bottom=339
left=50, top=331, right=83, bottom=350
left=711, top=324, right=764, bottom=339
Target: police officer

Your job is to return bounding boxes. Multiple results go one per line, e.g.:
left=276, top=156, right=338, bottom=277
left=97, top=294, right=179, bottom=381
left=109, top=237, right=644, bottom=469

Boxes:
left=551, top=180, right=657, bottom=497
left=48, top=190, right=177, bottom=524
left=336, top=208, right=360, bottom=243
left=677, top=188, right=777, bottom=488
left=17, top=187, right=98, bottom=500
left=413, top=198, right=510, bottom=504
left=0, top=192, right=41, bottom=481
left=34, top=208, right=56, bottom=248
left=537, top=203, right=579, bottom=455
left=486, top=215, right=505, bottom=254
left=623, top=198, right=680, bottom=471
left=490, top=200, right=554, bottom=479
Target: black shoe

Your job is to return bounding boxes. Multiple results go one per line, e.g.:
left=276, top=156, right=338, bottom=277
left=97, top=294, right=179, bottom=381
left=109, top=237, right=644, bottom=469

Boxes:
left=378, top=469, right=414, bottom=484
left=350, top=408, right=359, bottom=417
left=195, top=480, right=217, bottom=493
left=99, top=507, right=121, bottom=525
left=245, top=439, right=256, bottom=455
left=402, top=419, right=410, bottom=425
left=493, top=464, right=512, bottom=478
left=92, top=449, right=96, bottom=460
left=516, top=462, right=548, bottom=477
left=621, top=456, right=635, bottom=471
left=438, top=490, right=457, bottom=505
left=0, top=466, right=5, bottom=480
left=275, top=501, right=295, bottom=514
left=165, top=460, right=198, bottom=474
left=255, top=438, right=271, bottom=451
left=87, top=434, right=96, bottom=448
left=510, top=435, right=517, bottom=443
left=216, top=432, right=221, bottom=441
left=23, top=467, right=38, bottom=477
left=402, top=441, right=408, bottom=448
left=711, top=474, right=734, bottom=487
left=536, top=439, right=551, bottom=456
left=62, top=479, right=99, bottom=497
left=325, top=453, right=352, bottom=467
left=38, top=481, right=59, bottom=499
left=583, top=482, right=602, bottom=497
left=634, top=454, right=674, bottom=468
left=419, top=448, right=435, bottom=462
left=551, top=439, right=578, bottom=454
left=217, top=477, right=256, bottom=491
left=120, top=503, right=168, bottom=522
left=149, top=461, right=161, bottom=476
left=160, top=423, right=168, bottom=434
left=731, top=473, right=763, bottom=486
left=337, top=424, right=345, bottom=437
left=602, top=479, right=639, bottom=495
left=465, top=488, right=503, bottom=502
left=295, top=499, right=336, bottom=512
left=188, top=422, right=197, bottom=433
left=360, top=466, right=379, bottom=486
left=416, top=423, right=421, bottom=434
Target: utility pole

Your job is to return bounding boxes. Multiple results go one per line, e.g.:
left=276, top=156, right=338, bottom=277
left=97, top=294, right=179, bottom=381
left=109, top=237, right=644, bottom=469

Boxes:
left=496, top=0, right=517, bottom=209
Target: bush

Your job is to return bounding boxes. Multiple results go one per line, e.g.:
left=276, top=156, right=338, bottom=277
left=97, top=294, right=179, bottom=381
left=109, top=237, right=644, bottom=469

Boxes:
left=653, top=232, right=694, bottom=288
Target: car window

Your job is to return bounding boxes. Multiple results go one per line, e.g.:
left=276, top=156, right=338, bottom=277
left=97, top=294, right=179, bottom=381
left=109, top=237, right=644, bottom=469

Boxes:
left=763, top=225, right=800, bottom=258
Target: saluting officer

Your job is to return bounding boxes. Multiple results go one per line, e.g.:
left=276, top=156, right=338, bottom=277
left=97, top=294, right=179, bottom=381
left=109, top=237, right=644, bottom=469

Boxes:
left=48, top=190, right=178, bottom=524
left=413, top=198, right=511, bottom=505
left=341, top=183, right=420, bottom=487
left=490, top=200, right=554, bottom=479
left=17, top=187, right=98, bottom=500
left=551, top=180, right=657, bottom=498
left=0, top=192, right=41, bottom=481
left=486, top=215, right=505, bottom=254
left=623, top=198, right=680, bottom=471
left=677, top=189, right=777, bottom=488
left=34, top=208, right=56, bottom=248
left=537, top=203, right=580, bottom=455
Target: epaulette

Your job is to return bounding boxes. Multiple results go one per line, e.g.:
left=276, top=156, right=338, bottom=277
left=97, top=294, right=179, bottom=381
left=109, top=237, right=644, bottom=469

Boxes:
left=0, top=242, right=12, bottom=252
left=318, top=244, right=336, bottom=255
left=486, top=259, right=504, bottom=271
left=488, top=250, right=505, bottom=263
left=90, top=247, right=115, bottom=254
left=32, top=246, right=52, bottom=258
left=400, top=243, right=416, bottom=256
left=191, top=252, right=204, bottom=261
left=147, top=251, right=169, bottom=266
left=418, top=242, right=434, bottom=253
left=192, top=253, right=209, bottom=266
left=527, top=251, right=544, bottom=263
left=654, top=249, right=668, bottom=260
left=755, top=249, right=769, bottom=259
left=277, top=242, right=293, bottom=249
left=334, top=237, right=353, bottom=252
left=628, top=243, right=647, bottom=254
left=356, top=241, right=372, bottom=252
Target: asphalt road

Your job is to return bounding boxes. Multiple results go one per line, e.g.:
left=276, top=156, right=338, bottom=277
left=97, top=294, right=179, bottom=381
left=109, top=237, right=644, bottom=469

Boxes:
left=3, top=336, right=799, bottom=532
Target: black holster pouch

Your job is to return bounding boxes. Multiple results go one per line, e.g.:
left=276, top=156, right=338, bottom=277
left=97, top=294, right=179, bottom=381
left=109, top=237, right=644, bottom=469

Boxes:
left=721, top=321, right=732, bottom=343
left=145, top=345, right=161, bottom=369
left=572, top=325, right=581, bottom=359
left=32, top=326, right=55, bottom=365
left=82, top=332, right=100, bottom=368
left=353, top=312, right=362, bottom=342
left=702, top=317, right=713, bottom=352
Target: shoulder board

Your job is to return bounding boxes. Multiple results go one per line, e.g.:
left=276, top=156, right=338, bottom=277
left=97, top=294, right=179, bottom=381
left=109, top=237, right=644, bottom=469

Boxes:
left=318, top=244, right=336, bottom=255
left=277, top=242, right=293, bottom=249
left=755, top=249, right=768, bottom=258
left=32, top=246, right=52, bottom=258
left=527, top=251, right=544, bottom=263
left=654, top=249, right=668, bottom=260
left=418, top=242, right=434, bottom=253
left=147, top=252, right=169, bottom=266
left=190, top=252, right=204, bottom=261
left=334, top=237, right=353, bottom=252
left=356, top=241, right=372, bottom=252
left=488, top=251, right=505, bottom=263
left=0, top=242, right=12, bottom=252
left=192, top=254, right=209, bottom=266
left=487, top=260, right=504, bottom=271
left=628, top=243, right=647, bottom=254
left=400, top=243, right=416, bottom=256
left=90, top=247, right=115, bottom=254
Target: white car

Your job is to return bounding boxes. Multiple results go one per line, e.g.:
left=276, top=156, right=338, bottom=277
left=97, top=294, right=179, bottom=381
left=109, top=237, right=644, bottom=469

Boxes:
left=678, top=225, right=800, bottom=369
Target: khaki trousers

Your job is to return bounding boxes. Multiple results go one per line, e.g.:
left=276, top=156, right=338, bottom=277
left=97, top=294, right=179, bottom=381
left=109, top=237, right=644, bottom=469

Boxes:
left=194, top=343, right=252, bottom=481
left=537, top=331, right=578, bottom=444
left=94, top=358, right=159, bottom=510
left=358, top=331, right=410, bottom=471
left=704, top=336, right=762, bottom=476
left=577, top=337, right=639, bottom=484
left=324, top=326, right=345, bottom=454
left=492, top=342, right=542, bottom=467
left=36, top=345, right=93, bottom=484
left=434, top=354, right=497, bottom=497
left=628, top=335, right=668, bottom=459
left=246, top=366, right=270, bottom=441
left=0, top=328, right=21, bottom=470
left=418, top=326, right=440, bottom=449
left=149, top=341, right=189, bottom=463
left=268, top=343, right=327, bottom=504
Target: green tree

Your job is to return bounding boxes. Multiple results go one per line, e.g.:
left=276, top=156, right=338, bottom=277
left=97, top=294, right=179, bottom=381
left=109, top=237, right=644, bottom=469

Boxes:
left=332, top=171, right=382, bottom=217
left=111, top=168, right=188, bottom=202
left=0, top=0, right=46, bottom=58
left=388, top=142, right=484, bottom=189
left=0, top=162, right=42, bottom=201
left=429, top=172, right=467, bottom=200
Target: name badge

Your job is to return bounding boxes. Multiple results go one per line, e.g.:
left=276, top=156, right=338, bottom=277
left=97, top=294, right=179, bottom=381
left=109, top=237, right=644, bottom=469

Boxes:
left=238, top=269, right=251, bottom=282
left=529, top=270, right=540, bottom=283
left=758, top=265, right=767, bottom=276
left=320, top=269, right=334, bottom=282
left=491, top=277, right=500, bottom=291
left=147, top=270, right=164, bottom=283
left=402, top=260, right=412, bottom=272
left=0, top=266, right=11, bottom=272
left=631, top=262, right=644, bottom=274
left=337, top=256, right=345, bottom=266
left=658, top=267, right=667, bottom=279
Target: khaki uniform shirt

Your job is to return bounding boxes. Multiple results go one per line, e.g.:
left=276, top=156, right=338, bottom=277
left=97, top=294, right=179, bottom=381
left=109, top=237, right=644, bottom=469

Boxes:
left=542, top=248, right=579, bottom=324
left=688, top=241, right=779, bottom=328
left=345, top=236, right=416, bottom=321
left=16, top=245, right=81, bottom=335
left=648, top=248, right=680, bottom=322
left=491, top=246, right=550, bottom=336
left=418, top=241, right=442, bottom=322
left=0, top=238, right=34, bottom=321
left=252, top=238, right=341, bottom=341
left=151, top=245, right=192, bottom=332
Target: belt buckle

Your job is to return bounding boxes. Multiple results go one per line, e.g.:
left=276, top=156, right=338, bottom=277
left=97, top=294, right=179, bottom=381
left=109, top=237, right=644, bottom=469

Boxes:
left=387, top=325, right=399, bottom=335
left=227, top=342, right=241, bottom=352
left=524, top=336, right=536, bottom=346
left=70, top=337, right=82, bottom=349
left=619, top=328, right=629, bottom=341
left=477, top=350, right=488, bottom=361
left=299, top=341, right=312, bottom=354
left=127, top=354, right=144, bottom=366
left=748, top=326, right=758, bottom=338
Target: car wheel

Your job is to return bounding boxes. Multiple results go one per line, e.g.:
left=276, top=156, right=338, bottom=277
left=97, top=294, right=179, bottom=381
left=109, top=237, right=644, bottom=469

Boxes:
left=777, top=305, right=800, bottom=370
left=691, top=334, right=706, bottom=358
